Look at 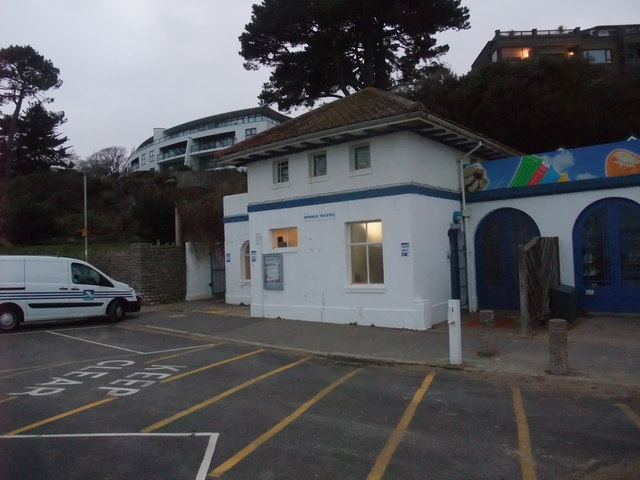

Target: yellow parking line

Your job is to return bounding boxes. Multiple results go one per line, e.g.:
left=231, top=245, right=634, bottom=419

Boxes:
left=0, top=396, right=17, bottom=404
left=161, top=349, right=264, bottom=383
left=142, top=357, right=308, bottom=433
left=617, top=404, right=640, bottom=429
left=367, top=372, right=435, bottom=480
left=209, top=368, right=362, bottom=478
left=512, top=386, right=537, bottom=480
left=6, top=397, right=116, bottom=435
left=144, top=344, right=223, bottom=364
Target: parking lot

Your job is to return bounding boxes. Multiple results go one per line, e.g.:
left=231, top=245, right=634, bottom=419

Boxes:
left=1, top=314, right=639, bottom=480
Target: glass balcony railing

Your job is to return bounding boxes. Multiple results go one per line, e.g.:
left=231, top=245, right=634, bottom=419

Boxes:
left=157, top=148, right=187, bottom=161
left=191, top=137, right=235, bottom=153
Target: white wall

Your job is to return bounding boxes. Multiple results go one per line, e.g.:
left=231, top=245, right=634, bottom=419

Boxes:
left=185, top=242, right=214, bottom=301
left=466, top=186, right=640, bottom=310
left=247, top=132, right=461, bottom=205
left=224, top=194, right=252, bottom=305
left=247, top=192, right=457, bottom=330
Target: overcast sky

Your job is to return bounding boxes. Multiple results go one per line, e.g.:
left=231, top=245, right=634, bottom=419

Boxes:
left=1, top=0, right=637, bottom=159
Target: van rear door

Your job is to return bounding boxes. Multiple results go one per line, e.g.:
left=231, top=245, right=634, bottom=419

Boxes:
left=24, top=257, right=70, bottom=320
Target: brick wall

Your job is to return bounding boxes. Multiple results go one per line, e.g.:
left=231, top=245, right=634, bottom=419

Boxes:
left=91, top=243, right=186, bottom=305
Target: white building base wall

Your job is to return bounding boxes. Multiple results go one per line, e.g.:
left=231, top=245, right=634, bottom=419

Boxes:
left=185, top=242, right=213, bottom=301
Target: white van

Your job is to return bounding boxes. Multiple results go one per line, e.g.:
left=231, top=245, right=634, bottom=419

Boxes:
left=0, top=255, right=141, bottom=332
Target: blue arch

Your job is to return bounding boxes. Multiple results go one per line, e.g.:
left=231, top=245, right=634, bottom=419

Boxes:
left=573, top=197, right=640, bottom=313
left=475, top=208, right=540, bottom=310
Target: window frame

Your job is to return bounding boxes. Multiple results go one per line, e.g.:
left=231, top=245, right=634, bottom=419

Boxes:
left=309, top=151, right=328, bottom=180
left=347, top=220, right=384, bottom=287
left=241, top=241, right=251, bottom=282
left=583, top=49, right=612, bottom=64
left=271, top=227, right=298, bottom=249
left=273, top=158, right=290, bottom=186
left=350, top=144, right=371, bottom=174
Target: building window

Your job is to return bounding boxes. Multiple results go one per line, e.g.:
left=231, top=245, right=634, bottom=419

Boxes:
left=309, top=152, right=327, bottom=178
left=349, top=221, right=384, bottom=284
left=245, top=128, right=257, bottom=139
left=141, top=153, right=146, bottom=165
left=351, top=144, right=370, bottom=171
left=501, top=47, right=531, bottom=60
left=583, top=49, right=612, bottom=64
left=241, top=241, right=251, bottom=281
left=272, top=227, right=298, bottom=248
left=149, top=150, right=155, bottom=163
left=273, top=159, right=289, bottom=184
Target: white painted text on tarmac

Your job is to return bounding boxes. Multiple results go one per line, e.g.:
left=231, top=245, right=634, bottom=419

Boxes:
left=9, top=360, right=186, bottom=397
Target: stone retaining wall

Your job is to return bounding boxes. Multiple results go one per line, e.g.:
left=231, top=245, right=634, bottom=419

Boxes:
left=91, top=243, right=185, bottom=305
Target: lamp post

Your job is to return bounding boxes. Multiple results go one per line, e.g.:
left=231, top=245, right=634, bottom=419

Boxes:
left=50, top=166, right=88, bottom=261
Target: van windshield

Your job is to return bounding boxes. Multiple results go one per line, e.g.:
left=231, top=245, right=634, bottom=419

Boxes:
left=71, top=263, right=114, bottom=288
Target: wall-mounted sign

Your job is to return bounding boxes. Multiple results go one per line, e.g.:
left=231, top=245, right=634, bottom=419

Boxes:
left=263, top=253, right=283, bottom=290
left=251, top=250, right=257, bottom=262
left=304, top=212, right=336, bottom=222
left=225, top=253, right=231, bottom=263
left=401, top=242, right=410, bottom=257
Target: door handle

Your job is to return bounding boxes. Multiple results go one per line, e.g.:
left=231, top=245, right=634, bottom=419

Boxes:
left=71, top=288, right=80, bottom=291
left=59, top=287, right=69, bottom=290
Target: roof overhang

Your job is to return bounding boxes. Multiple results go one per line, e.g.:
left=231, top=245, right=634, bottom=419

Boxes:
left=217, top=111, right=520, bottom=165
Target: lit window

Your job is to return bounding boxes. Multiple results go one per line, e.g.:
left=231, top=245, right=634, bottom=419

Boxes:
left=272, top=227, right=298, bottom=248
left=502, top=47, right=531, bottom=60
left=273, top=159, right=289, bottom=184
left=583, top=49, right=612, bottom=64
left=349, top=221, right=384, bottom=284
left=309, top=152, right=327, bottom=178
left=351, top=144, right=370, bottom=171
left=241, top=241, right=251, bottom=281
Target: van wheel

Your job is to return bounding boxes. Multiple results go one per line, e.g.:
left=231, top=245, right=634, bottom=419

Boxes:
left=107, top=300, right=126, bottom=323
left=0, top=306, right=20, bottom=332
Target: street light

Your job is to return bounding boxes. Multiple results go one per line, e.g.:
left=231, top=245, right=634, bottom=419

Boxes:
left=50, top=165, right=88, bottom=261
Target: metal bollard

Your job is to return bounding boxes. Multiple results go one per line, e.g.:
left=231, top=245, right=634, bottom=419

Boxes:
left=478, top=309, right=496, bottom=357
left=548, top=318, right=568, bottom=375
left=448, top=299, right=462, bottom=365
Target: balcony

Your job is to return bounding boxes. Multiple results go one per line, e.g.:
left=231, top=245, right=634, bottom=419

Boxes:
left=157, top=147, right=186, bottom=161
left=191, top=137, right=235, bottom=153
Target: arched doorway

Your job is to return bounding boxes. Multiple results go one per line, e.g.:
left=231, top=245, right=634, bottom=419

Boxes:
left=475, top=208, right=540, bottom=310
left=573, top=198, right=640, bottom=313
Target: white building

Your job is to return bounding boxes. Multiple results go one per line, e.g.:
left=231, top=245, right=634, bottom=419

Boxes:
left=127, top=107, right=289, bottom=172
left=219, top=88, right=640, bottom=329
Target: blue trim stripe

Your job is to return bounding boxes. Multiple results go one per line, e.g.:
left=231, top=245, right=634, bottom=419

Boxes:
left=223, top=214, right=249, bottom=224
left=247, top=183, right=460, bottom=213
left=467, top=174, right=640, bottom=203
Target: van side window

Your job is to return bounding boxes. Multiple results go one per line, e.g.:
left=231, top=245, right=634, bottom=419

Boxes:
left=71, top=263, right=114, bottom=287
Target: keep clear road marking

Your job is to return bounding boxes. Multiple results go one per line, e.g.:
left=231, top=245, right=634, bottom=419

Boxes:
left=208, top=367, right=362, bottom=478
left=160, top=348, right=265, bottom=384
left=0, top=433, right=219, bottom=480
left=366, top=372, right=435, bottom=480
left=6, top=398, right=117, bottom=436
left=5, top=349, right=262, bottom=436
left=142, top=357, right=308, bottom=433
left=512, top=386, right=538, bottom=480
left=617, top=403, right=640, bottom=429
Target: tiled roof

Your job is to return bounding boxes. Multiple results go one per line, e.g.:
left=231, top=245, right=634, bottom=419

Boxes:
left=216, top=87, right=520, bottom=162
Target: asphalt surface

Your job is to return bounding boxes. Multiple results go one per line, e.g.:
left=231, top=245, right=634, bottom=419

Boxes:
left=0, top=302, right=638, bottom=479
left=140, top=299, right=640, bottom=388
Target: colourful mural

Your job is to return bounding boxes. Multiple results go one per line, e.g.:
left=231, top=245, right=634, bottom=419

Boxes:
left=464, top=139, right=640, bottom=192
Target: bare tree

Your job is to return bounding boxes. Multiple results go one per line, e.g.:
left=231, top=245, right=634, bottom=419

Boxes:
left=77, top=146, right=128, bottom=177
